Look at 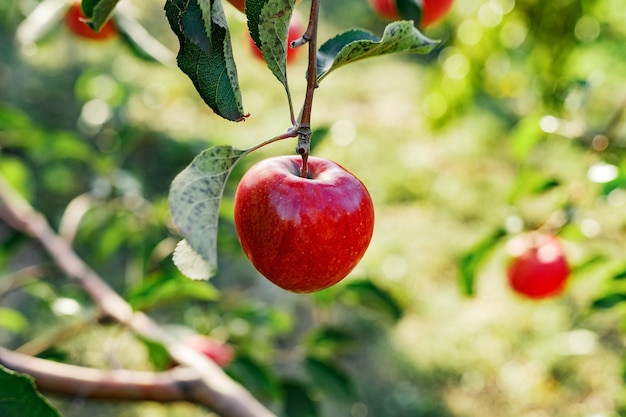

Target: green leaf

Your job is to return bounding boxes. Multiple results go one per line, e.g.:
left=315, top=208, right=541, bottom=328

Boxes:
left=81, top=0, right=119, bottom=31
left=509, top=115, right=544, bottom=161
left=304, top=356, right=355, bottom=403
left=259, top=0, right=296, bottom=84
left=165, top=0, right=246, bottom=121
left=126, top=274, right=219, bottom=310
left=0, top=365, right=62, bottom=417
left=612, top=269, right=626, bottom=280
left=591, top=293, right=626, bottom=310
left=244, top=0, right=265, bottom=47
left=0, top=308, right=29, bottom=335
left=137, top=338, right=172, bottom=370
left=316, top=21, right=439, bottom=82
left=459, top=228, right=507, bottom=296
left=246, top=0, right=296, bottom=111
left=282, top=379, right=318, bottom=417
left=227, top=356, right=281, bottom=401
left=168, top=146, right=247, bottom=279
left=309, top=126, right=330, bottom=153
left=342, top=280, right=403, bottom=322
left=396, top=0, right=423, bottom=26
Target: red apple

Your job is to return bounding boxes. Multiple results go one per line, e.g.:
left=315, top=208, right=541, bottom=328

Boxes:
left=421, top=0, right=454, bottom=28
left=369, top=0, right=401, bottom=21
left=248, top=14, right=304, bottom=64
left=506, top=233, right=570, bottom=299
left=184, top=335, right=234, bottom=367
left=234, top=156, right=375, bottom=293
left=64, top=3, right=117, bottom=41
left=369, top=0, right=453, bottom=28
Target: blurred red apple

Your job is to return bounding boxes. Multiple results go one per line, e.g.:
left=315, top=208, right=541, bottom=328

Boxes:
left=64, top=3, right=117, bottom=41
left=506, top=233, right=571, bottom=299
left=369, top=0, right=453, bottom=28
left=184, top=335, right=234, bottom=367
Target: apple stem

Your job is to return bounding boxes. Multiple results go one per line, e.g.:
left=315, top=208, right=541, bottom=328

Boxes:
left=295, top=0, right=320, bottom=178
left=296, top=127, right=312, bottom=177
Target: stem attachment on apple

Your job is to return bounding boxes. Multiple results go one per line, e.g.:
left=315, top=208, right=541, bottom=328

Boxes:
left=296, top=127, right=312, bottom=177
left=296, top=0, right=320, bottom=178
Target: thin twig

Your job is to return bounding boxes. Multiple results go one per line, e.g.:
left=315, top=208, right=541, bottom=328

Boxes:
left=0, top=174, right=276, bottom=417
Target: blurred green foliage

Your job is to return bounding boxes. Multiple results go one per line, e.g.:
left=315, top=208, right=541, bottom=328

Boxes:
left=1, top=0, right=626, bottom=416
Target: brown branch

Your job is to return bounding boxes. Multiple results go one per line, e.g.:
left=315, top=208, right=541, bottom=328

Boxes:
left=0, top=175, right=276, bottom=417
left=0, top=347, right=225, bottom=406
left=295, top=0, right=321, bottom=177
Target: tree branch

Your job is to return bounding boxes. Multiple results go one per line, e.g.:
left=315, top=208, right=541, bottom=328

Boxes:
left=0, top=175, right=276, bottom=417
left=0, top=347, right=223, bottom=406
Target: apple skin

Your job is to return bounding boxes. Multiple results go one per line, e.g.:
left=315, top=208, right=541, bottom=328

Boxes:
left=234, top=156, right=375, bottom=293
left=421, top=0, right=454, bottom=28
left=369, top=0, right=453, bottom=28
left=65, top=3, right=117, bottom=41
left=184, top=335, right=234, bottom=367
left=226, top=0, right=246, bottom=12
left=248, top=15, right=304, bottom=64
left=506, top=234, right=570, bottom=299
left=369, top=0, right=401, bottom=21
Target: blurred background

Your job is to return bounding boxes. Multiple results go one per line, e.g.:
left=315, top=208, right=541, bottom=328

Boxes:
left=1, top=0, right=626, bottom=416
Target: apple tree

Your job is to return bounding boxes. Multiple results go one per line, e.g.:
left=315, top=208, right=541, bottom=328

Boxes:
left=0, top=0, right=446, bottom=416
left=2, top=0, right=626, bottom=416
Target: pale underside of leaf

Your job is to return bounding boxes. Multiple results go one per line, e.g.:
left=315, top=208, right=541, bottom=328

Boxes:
left=168, top=146, right=247, bottom=280
left=173, top=239, right=215, bottom=280
left=316, top=21, right=439, bottom=82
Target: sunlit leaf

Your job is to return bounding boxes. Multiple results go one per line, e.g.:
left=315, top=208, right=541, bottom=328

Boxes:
left=137, top=337, right=171, bottom=370
left=316, top=21, right=439, bottom=82
left=168, top=146, right=247, bottom=279
left=172, top=239, right=215, bottom=280
left=509, top=115, right=544, bottom=161
left=459, top=228, right=507, bottom=296
left=165, top=0, right=246, bottom=121
left=304, top=356, right=355, bottom=403
left=81, top=0, right=119, bottom=31
left=0, top=308, right=29, bottom=335
left=0, top=365, right=62, bottom=417
left=126, top=272, right=219, bottom=310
